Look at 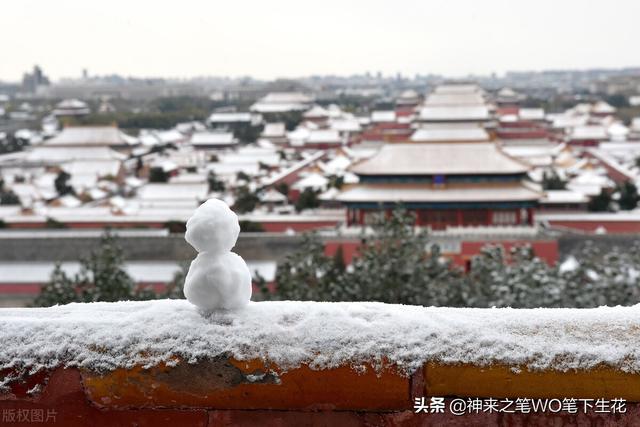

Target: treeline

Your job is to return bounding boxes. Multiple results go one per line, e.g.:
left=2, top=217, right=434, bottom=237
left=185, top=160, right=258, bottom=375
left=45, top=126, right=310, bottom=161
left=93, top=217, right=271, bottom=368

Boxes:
left=263, top=210, right=640, bottom=308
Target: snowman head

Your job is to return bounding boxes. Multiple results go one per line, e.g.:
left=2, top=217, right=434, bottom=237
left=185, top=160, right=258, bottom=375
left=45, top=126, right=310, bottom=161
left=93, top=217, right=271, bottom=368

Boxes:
left=185, top=198, right=240, bottom=254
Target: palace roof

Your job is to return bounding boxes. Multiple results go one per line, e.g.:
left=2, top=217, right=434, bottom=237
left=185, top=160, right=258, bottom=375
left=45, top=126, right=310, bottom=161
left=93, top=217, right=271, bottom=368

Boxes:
left=424, top=92, right=485, bottom=106
left=417, top=105, right=490, bottom=121
left=350, top=143, right=530, bottom=176
left=410, top=126, right=489, bottom=142
left=44, top=126, right=137, bottom=147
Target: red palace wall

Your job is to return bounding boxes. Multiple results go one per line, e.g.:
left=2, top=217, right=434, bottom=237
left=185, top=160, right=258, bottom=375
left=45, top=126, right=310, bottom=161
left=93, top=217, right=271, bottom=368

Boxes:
left=324, top=239, right=559, bottom=269
left=347, top=207, right=535, bottom=229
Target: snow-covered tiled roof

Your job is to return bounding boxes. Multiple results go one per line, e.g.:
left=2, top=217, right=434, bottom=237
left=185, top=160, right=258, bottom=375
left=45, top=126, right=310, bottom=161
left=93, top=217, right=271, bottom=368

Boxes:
left=262, top=123, right=286, bottom=138
left=208, top=112, right=253, bottom=123
left=607, top=122, right=629, bottom=141
left=250, top=92, right=313, bottom=113
left=56, top=99, right=88, bottom=109
left=303, top=105, right=330, bottom=119
left=137, top=183, right=209, bottom=202
left=548, top=114, right=589, bottom=129
left=25, top=146, right=126, bottom=162
left=291, top=173, right=329, bottom=191
left=351, top=143, right=529, bottom=175
left=433, top=84, right=482, bottom=94
left=61, top=159, right=121, bottom=179
left=569, top=125, right=608, bottom=141
left=417, top=105, right=490, bottom=121
left=259, top=188, right=288, bottom=203
left=169, top=173, right=207, bottom=184
left=320, top=155, right=351, bottom=174
left=44, top=126, right=137, bottom=147
left=410, top=126, right=489, bottom=142
left=592, top=101, right=616, bottom=114
left=260, top=92, right=313, bottom=104
left=250, top=103, right=309, bottom=113
left=424, top=93, right=485, bottom=106
left=518, top=108, right=545, bottom=121
left=541, top=190, right=589, bottom=204
left=155, top=129, right=185, bottom=144
left=566, top=173, right=612, bottom=197
left=307, top=129, right=341, bottom=144
left=371, top=111, right=396, bottom=123
left=190, top=132, right=237, bottom=146
left=330, top=119, right=361, bottom=133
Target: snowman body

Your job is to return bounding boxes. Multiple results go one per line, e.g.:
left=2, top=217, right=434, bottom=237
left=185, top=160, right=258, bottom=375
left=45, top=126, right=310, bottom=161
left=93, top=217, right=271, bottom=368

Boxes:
left=183, top=199, right=252, bottom=310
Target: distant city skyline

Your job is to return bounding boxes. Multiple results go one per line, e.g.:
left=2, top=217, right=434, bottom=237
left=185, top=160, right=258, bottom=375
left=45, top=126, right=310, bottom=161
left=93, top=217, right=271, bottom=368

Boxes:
left=2, top=0, right=639, bottom=82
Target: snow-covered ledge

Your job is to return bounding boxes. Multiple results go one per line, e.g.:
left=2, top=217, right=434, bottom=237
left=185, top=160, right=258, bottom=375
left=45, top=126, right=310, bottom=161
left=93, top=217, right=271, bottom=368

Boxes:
left=1, top=300, right=640, bottom=425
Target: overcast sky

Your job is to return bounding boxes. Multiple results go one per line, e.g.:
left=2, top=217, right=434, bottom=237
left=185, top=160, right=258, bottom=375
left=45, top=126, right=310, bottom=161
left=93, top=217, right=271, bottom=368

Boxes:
left=2, top=0, right=639, bottom=81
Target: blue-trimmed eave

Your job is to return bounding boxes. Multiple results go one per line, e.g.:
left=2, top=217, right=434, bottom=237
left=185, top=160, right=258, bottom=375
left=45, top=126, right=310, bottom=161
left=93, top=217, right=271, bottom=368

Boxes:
left=357, top=173, right=528, bottom=184
left=342, top=201, right=539, bottom=209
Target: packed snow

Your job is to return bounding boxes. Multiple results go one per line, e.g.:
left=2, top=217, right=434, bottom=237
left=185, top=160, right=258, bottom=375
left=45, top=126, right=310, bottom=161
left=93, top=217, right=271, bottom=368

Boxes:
left=2, top=299, right=640, bottom=385
left=184, top=199, right=252, bottom=310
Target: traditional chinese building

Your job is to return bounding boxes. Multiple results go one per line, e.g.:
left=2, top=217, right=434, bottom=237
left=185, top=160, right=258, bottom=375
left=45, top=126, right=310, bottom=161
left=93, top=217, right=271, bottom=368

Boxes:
left=337, top=142, right=541, bottom=229
left=416, top=84, right=491, bottom=125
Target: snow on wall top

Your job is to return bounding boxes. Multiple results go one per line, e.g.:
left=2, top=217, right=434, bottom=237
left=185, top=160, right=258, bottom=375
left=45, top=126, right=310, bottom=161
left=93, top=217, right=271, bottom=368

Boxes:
left=1, top=299, right=639, bottom=382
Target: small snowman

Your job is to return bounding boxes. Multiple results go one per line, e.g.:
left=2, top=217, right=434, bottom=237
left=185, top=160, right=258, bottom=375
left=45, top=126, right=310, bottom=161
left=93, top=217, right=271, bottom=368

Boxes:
left=183, top=199, right=252, bottom=310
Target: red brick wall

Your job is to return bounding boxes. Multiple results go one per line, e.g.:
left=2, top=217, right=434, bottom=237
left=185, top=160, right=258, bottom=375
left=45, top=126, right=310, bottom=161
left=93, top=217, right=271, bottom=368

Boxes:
left=324, top=239, right=559, bottom=268
left=1, top=360, right=637, bottom=426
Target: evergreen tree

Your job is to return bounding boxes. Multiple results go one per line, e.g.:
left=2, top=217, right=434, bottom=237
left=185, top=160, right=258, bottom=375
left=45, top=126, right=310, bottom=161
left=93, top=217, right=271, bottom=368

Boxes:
left=275, top=182, right=289, bottom=196
left=252, top=271, right=270, bottom=301
left=542, top=169, right=566, bottom=190
left=236, top=171, right=251, bottom=183
left=346, top=209, right=463, bottom=305
left=466, top=245, right=562, bottom=308
left=135, top=157, right=144, bottom=177
left=148, top=167, right=169, bottom=183
left=32, top=264, right=78, bottom=307
left=328, top=175, right=345, bottom=190
left=0, top=189, right=20, bottom=205
left=588, top=189, right=612, bottom=212
left=295, top=188, right=320, bottom=212
left=233, top=186, right=259, bottom=213
left=0, top=178, right=20, bottom=205
left=54, top=171, right=74, bottom=196
left=258, top=161, right=271, bottom=172
left=33, top=231, right=158, bottom=306
left=266, top=208, right=464, bottom=305
left=618, top=181, right=639, bottom=210
left=332, top=245, right=346, bottom=275
left=268, top=232, right=347, bottom=301
left=559, top=242, right=640, bottom=308
left=207, top=170, right=226, bottom=192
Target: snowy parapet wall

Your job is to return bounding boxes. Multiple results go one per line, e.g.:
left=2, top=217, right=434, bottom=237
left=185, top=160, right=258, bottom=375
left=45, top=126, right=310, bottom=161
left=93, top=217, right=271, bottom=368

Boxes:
left=1, top=299, right=640, bottom=381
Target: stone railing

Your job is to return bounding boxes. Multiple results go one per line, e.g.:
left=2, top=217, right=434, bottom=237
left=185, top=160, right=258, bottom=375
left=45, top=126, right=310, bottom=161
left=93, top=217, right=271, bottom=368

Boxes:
left=1, top=299, right=639, bottom=426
